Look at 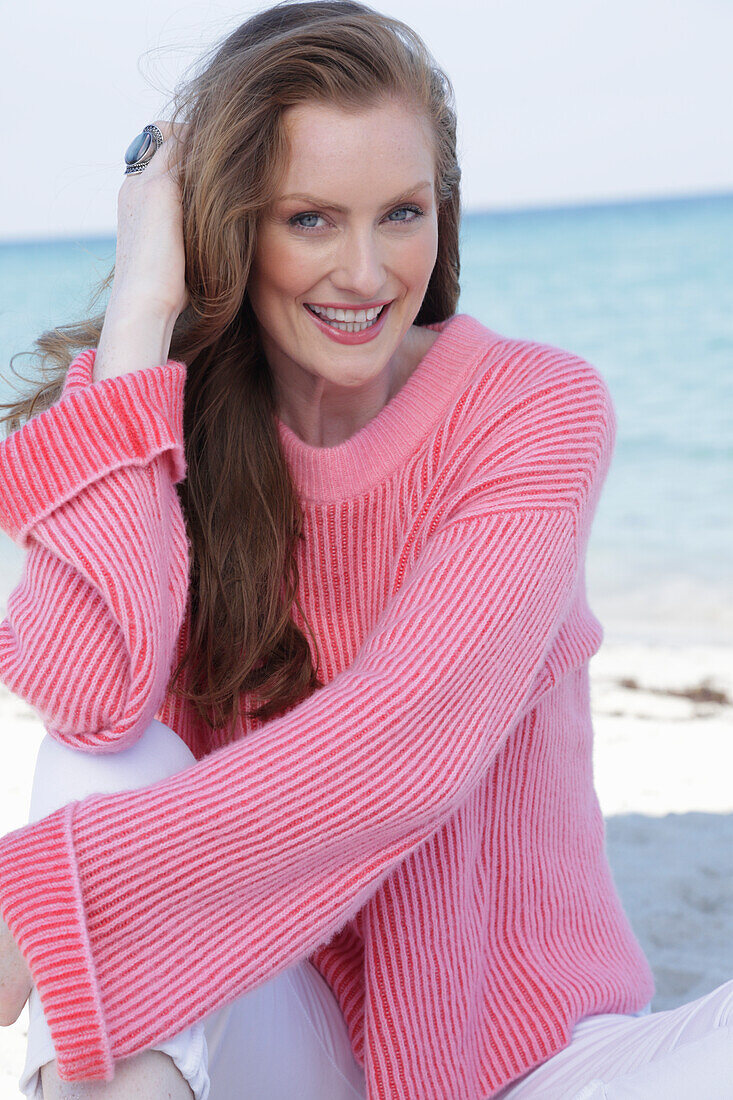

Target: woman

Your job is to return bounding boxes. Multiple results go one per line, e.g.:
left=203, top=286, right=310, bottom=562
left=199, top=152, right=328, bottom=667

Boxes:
left=0, top=2, right=730, bottom=1098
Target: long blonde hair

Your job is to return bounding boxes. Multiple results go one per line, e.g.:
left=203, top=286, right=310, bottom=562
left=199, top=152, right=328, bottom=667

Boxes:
left=0, top=0, right=462, bottom=742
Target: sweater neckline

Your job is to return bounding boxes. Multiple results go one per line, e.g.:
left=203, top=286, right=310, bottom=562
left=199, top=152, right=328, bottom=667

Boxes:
left=274, top=312, right=498, bottom=503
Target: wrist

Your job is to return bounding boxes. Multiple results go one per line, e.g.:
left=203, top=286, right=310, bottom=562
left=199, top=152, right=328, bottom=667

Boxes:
left=104, top=290, right=180, bottom=334
left=94, top=304, right=180, bottom=383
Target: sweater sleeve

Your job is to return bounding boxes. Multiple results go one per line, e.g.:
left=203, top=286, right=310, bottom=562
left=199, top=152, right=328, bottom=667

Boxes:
left=0, top=358, right=616, bottom=1083
left=0, top=349, right=190, bottom=751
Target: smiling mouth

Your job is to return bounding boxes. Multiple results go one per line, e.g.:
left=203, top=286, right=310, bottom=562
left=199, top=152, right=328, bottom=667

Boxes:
left=304, top=303, right=389, bottom=332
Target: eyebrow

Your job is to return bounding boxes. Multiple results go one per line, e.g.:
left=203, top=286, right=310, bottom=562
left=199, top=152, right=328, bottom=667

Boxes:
left=277, top=179, right=433, bottom=213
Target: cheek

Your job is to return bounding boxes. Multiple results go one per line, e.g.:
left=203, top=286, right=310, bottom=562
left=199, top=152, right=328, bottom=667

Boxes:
left=250, top=231, right=316, bottom=309
left=399, top=225, right=439, bottom=288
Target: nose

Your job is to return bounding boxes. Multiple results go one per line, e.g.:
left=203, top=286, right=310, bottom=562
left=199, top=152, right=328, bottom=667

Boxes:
left=330, top=225, right=387, bottom=302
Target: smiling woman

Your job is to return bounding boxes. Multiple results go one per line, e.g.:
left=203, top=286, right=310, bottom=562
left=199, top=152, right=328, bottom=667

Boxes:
left=0, top=2, right=731, bottom=1099
left=247, top=98, right=441, bottom=445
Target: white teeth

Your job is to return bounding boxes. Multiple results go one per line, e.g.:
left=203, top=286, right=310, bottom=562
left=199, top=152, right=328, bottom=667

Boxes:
left=308, top=304, right=383, bottom=322
left=306, top=302, right=387, bottom=333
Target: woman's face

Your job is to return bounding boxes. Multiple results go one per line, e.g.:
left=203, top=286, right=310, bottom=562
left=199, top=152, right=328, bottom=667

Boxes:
left=247, top=97, right=440, bottom=433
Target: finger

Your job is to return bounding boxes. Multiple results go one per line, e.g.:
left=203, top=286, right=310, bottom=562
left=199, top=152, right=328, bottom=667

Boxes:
left=123, top=121, right=182, bottom=181
left=151, top=120, right=189, bottom=173
left=152, top=119, right=189, bottom=144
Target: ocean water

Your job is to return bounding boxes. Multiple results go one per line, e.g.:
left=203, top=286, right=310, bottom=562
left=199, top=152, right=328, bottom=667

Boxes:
left=0, top=192, right=731, bottom=644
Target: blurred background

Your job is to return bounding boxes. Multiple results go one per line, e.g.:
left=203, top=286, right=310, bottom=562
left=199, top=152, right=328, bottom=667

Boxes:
left=0, top=6, right=731, bottom=1090
left=1, top=0, right=731, bottom=642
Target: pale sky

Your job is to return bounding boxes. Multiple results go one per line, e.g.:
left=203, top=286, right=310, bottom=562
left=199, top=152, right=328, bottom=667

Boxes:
left=2, top=0, right=731, bottom=241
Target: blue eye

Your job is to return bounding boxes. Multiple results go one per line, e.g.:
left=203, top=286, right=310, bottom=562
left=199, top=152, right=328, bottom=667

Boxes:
left=388, top=205, right=424, bottom=222
left=291, top=212, right=325, bottom=230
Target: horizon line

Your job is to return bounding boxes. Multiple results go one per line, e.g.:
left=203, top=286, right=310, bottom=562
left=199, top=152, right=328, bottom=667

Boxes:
left=1, top=185, right=731, bottom=248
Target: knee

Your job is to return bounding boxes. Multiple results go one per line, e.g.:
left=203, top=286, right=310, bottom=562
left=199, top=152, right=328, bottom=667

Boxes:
left=711, top=978, right=733, bottom=1028
left=130, top=718, right=198, bottom=775
left=29, top=720, right=196, bottom=823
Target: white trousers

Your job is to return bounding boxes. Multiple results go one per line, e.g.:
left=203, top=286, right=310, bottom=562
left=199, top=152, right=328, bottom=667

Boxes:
left=18, top=721, right=732, bottom=1099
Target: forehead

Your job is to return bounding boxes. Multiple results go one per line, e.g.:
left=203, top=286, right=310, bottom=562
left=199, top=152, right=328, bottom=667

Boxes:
left=277, top=99, right=436, bottom=194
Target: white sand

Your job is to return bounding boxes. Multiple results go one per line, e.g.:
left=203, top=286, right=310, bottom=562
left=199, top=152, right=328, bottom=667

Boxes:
left=0, top=641, right=731, bottom=1095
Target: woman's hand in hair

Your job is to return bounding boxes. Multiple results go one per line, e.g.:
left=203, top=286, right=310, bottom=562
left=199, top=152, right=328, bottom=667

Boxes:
left=110, top=119, right=191, bottom=325
left=0, top=914, right=31, bottom=1026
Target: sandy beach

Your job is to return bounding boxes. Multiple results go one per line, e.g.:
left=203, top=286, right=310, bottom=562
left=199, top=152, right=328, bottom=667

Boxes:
left=0, top=640, right=731, bottom=1095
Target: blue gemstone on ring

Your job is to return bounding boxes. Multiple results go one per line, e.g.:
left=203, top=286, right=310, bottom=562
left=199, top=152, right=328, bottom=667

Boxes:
left=125, top=132, right=153, bottom=166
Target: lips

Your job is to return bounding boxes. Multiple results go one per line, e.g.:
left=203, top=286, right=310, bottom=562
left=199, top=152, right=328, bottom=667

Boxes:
left=303, top=299, right=393, bottom=345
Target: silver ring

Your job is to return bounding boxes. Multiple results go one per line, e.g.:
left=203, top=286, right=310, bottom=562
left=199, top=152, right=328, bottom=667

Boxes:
left=124, top=124, right=164, bottom=175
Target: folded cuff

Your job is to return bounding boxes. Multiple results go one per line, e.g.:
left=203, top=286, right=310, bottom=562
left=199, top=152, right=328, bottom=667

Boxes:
left=0, top=802, right=113, bottom=1081
left=0, top=348, right=187, bottom=546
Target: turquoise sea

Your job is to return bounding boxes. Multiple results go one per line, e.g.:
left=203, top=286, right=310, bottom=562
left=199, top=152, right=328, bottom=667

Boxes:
left=1, top=192, right=731, bottom=644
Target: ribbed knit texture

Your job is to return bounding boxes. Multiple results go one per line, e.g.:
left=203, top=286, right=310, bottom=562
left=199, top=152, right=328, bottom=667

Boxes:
left=0, top=313, right=655, bottom=1096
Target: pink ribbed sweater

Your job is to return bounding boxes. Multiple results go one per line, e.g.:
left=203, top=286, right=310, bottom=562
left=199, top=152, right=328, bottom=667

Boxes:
left=0, top=313, right=654, bottom=1098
